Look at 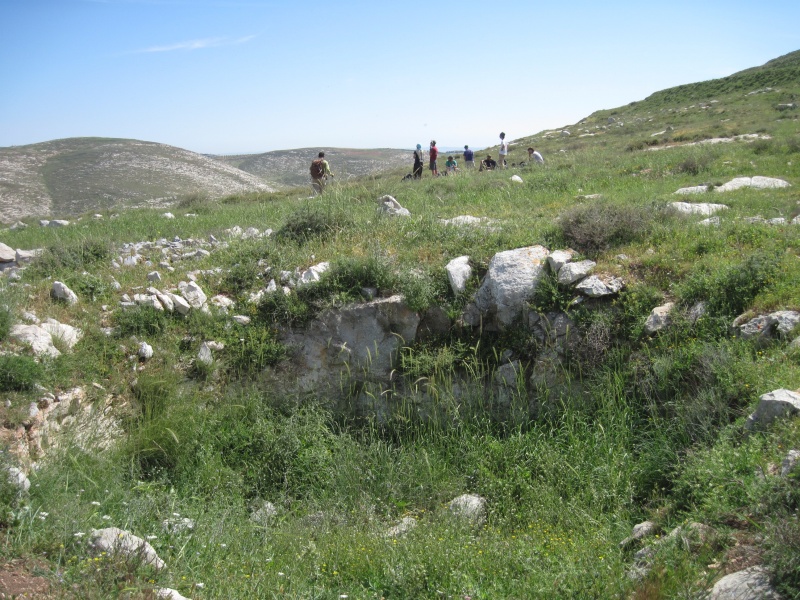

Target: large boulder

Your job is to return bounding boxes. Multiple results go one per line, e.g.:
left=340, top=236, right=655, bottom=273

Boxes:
left=0, top=242, right=15, bottom=263
left=463, top=246, right=549, bottom=329
left=9, top=324, right=60, bottom=357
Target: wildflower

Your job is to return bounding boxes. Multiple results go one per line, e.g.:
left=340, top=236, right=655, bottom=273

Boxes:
left=74, top=532, right=85, bottom=538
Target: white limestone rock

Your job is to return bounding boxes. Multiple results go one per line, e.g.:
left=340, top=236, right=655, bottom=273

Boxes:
left=674, top=185, right=710, bottom=195
left=669, top=202, right=729, bottom=215
left=41, top=319, right=83, bottom=349
left=180, top=281, right=207, bottom=309
left=7, top=467, right=30, bottom=493
left=511, top=174, right=523, bottom=183
left=574, top=275, right=624, bottom=298
left=448, top=494, right=487, bottom=526
left=781, top=449, right=800, bottom=477
left=385, top=516, right=418, bottom=538
left=298, top=262, right=330, bottom=286
left=0, top=242, right=15, bottom=262
left=546, top=249, right=575, bottom=273
left=51, top=281, right=78, bottom=305
left=745, top=389, right=800, bottom=431
left=90, top=527, right=165, bottom=570
left=708, top=566, right=782, bottom=599
left=557, top=260, right=595, bottom=285
left=445, top=256, right=471, bottom=295
left=9, top=324, right=60, bottom=357
left=644, top=303, right=675, bottom=334
left=138, top=342, right=154, bottom=360
left=377, top=195, right=411, bottom=217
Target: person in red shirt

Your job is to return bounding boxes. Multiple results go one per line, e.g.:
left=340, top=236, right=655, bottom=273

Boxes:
left=429, top=140, right=439, bottom=177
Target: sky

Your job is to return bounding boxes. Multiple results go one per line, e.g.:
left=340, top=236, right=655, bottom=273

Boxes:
left=1, top=0, right=799, bottom=155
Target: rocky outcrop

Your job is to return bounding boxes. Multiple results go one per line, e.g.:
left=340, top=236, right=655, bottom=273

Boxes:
left=708, top=566, right=783, bottom=599
left=745, top=389, right=800, bottom=431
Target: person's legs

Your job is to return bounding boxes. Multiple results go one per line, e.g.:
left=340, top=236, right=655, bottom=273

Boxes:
left=312, top=178, right=324, bottom=195
left=499, top=154, right=507, bottom=169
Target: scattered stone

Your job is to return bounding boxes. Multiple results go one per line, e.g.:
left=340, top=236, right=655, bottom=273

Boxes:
left=51, top=281, right=78, bottom=305
left=138, top=342, right=154, bottom=360
left=669, top=202, right=729, bottom=215
left=644, top=303, right=675, bottom=334
left=250, top=501, right=278, bottom=527
left=161, top=517, right=195, bottom=534
left=440, top=215, right=492, bottom=227
left=385, top=516, right=417, bottom=538
left=547, top=249, right=575, bottom=273
left=511, top=175, right=523, bottom=183
left=89, top=527, right=165, bottom=570
left=557, top=260, right=595, bottom=285
left=162, top=212, right=175, bottom=219
left=15, top=248, right=42, bottom=263
left=674, top=185, right=711, bottom=195
left=297, top=262, right=330, bottom=286
left=445, top=256, right=471, bottom=295
left=574, top=275, right=624, bottom=298
left=781, top=449, right=800, bottom=477
left=41, top=319, right=83, bottom=349
left=620, top=521, right=656, bottom=549
left=745, top=389, right=800, bottom=431
left=167, top=293, right=191, bottom=315
left=708, top=566, right=782, bottom=599
left=47, top=219, right=70, bottom=227
left=377, top=195, right=411, bottom=217
left=737, top=311, right=800, bottom=342
left=233, top=315, right=251, bottom=325
left=7, top=467, right=30, bottom=493
left=179, top=281, right=207, bottom=309
left=9, top=324, right=60, bottom=357
left=197, top=343, right=213, bottom=365
left=0, top=242, right=15, bottom=262
left=448, top=494, right=487, bottom=526
left=699, top=216, right=721, bottom=226
left=147, top=271, right=162, bottom=283
left=156, top=588, right=192, bottom=600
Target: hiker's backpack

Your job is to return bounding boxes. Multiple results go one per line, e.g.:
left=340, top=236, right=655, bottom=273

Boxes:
left=310, top=159, right=325, bottom=179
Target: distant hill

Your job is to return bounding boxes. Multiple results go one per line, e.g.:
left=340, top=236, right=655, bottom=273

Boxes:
left=210, top=147, right=413, bottom=188
left=0, top=137, right=277, bottom=224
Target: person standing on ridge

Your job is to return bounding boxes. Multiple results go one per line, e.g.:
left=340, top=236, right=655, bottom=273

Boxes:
left=310, top=151, right=334, bottom=195
left=463, top=145, right=475, bottom=168
left=429, top=140, right=439, bottom=177
left=413, top=144, right=424, bottom=179
left=498, top=132, right=509, bottom=169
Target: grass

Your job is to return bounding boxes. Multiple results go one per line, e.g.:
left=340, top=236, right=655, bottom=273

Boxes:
left=0, top=51, right=799, bottom=598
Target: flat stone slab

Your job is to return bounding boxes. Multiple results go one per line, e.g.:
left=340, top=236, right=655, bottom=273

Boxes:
left=669, top=202, right=729, bottom=215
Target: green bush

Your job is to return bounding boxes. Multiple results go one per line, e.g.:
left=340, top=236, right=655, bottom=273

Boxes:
left=530, top=266, right=574, bottom=313
left=258, top=290, right=313, bottom=327
left=676, top=251, right=781, bottom=317
left=65, top=272, right=112, bottom=303
left=0, top=355, right=43, bottom=392
left=276, top=205, right=353, bottom=244
left=29, top=239, right=111, bottom=277
left=0, top=303, right=11, bottom=341
left=559, top=202, right=657, bottom=256
left=223, top=326, right=287, bottom=376
left=131, top=372, right=178, bottom=421
left=113, top=306, right=170, bottom=338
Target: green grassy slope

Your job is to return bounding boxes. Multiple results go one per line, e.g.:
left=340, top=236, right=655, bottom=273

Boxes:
left=0, top=51, right=798, bottom=599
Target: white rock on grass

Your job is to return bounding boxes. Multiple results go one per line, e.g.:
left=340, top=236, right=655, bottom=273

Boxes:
left=155, top=588, right=191, bottom=600
left=147, top=271, right=162, bottom=282
left=546, top=249, right=575, bottom=273
left=385, top=516, right=417, bottom=538
left=377, top=195, right=411, bottom=217
left=557, top=260, right=595, bottom=285
left=41, top=319, right=83, bottom=349
left=781, top=450, right=800, bottom=477
left=197, top=343, right=213, bottom=365
left=448, top=494, right=487, bottom=526
left=90, top=527, right=165, bottom=570
left=51, top=281, right=78, bottom=305
left=715, top=176, right=791, bottom=193
left=745, top=389, right=800, bottom=431
left=511, top=175, right=523, bottom=183
left=233, top=315, right=251, bottom=325
left=9, top=324, right=60, bottom=357
left=179, top=281, right=207, bottom=309
left=674, top=185, right=710, bottom=195
left=644, top=303, right=675, bottom=335
left=708, top=566, right=782, bottom=599
left=167, top=293, right=191, bottom=315
left=7, top=467, right=30, bottom=493
left=669, top=202, right=729, bottom=216
left=0, top=242, right=15, bottom=262
left=574, top=275, right=624, bottom=298
left=138, top=342, right=154, bottom=360
left=445, top=256, right=471, bottom=295
left=298, top=262, right=330, bottom=286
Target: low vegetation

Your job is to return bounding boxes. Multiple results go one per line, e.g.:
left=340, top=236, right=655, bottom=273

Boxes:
left=0, top=50, right=799, bottom=598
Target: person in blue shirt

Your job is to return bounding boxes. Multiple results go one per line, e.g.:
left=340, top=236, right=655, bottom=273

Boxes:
left=463, top=145, right=474, bottom=168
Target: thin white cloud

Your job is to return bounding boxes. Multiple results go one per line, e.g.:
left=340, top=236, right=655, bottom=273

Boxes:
left=138, top=35, right=256, bottom=53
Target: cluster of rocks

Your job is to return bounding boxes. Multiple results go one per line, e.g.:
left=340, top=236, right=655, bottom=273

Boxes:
left=0, top=241, right=42, bottom=280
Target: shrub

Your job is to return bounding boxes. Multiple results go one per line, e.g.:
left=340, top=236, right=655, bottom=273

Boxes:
left=614, top=284, right=664, bottom=340
left=676, top=251, right=781, bottom=317
left=396, top=268, right=448, bottom=313
left=131, top=372, right=178, bottom=421
left=0, top=355, right=43, bottom=392
left=65, top=272, right=112, bottom=303
left=0, top=303, right=11, bottom=341
left=276, top=205, right=353, bottom=244
left=559, top=203, right=656, bottom=256
left=113, top=306, right=170, bottom=338
left=675, top=155, right=712, bottom=175
left=29, top=239, right=111, bottom=276
left=530, top=266, right=573, bottom=314
left=258, top=290, right=313, bottom=327
left=223, top=326, right=287, bottom=376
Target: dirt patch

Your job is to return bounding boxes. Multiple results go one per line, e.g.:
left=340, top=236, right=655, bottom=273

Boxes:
left=0, top=559, right=53, bottom=598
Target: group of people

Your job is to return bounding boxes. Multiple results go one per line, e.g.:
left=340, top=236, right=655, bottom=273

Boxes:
left=413, top=133, right=545, bottom=179
left=309, top=132, right=545, bottom=193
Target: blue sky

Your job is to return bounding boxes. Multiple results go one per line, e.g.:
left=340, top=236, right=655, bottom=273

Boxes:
left=1, top=0, right=799, bottom=154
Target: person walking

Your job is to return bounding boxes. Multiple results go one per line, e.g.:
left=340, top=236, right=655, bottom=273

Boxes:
left=463, top=144, right=475, bottom=168
left=429, top=140, right=439, bottom=177
left=310, top=151, right=334, bottom=195
left=498, top=132, right=509, bottom=169
left=413, top=144, right=424, bottom=179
